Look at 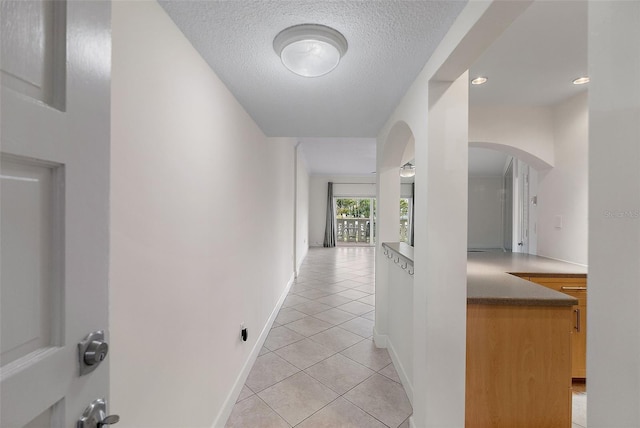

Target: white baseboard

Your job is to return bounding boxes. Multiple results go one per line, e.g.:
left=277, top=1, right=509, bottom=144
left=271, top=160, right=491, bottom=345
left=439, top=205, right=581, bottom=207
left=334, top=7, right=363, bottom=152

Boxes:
left=409, top=416, right=417, bottom=428
left=386, top=338, right=414, bottom=406
left=372, top=328, right=387, bottom=348
left=296, top=245, right=309, bottom=274
left=212, top=272, right=295, bottom=428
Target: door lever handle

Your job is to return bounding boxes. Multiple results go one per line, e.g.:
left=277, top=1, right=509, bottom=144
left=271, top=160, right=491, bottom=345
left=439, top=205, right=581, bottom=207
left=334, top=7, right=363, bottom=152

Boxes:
left=98, top=415, right=120, bottom=427
left=78, top=399, right=120, bottom=428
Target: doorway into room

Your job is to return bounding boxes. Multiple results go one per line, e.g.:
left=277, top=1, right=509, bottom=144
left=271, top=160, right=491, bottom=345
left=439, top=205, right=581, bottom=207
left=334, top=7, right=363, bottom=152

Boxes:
left=335, top=198, right=376, bottom=246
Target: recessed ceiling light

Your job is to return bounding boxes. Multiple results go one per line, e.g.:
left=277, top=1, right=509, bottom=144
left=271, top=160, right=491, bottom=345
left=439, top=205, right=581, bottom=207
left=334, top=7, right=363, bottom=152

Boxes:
left=572, top=76, right=590, bottom=85
left=471, top=77, right=488, bottom=85
left=273, top=24, right=348, bottom=78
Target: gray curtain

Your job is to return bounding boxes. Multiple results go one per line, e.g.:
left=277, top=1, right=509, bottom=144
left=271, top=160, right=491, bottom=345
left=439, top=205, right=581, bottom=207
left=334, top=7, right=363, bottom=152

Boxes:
left=410, top=182, right=415, bottom=246
left=323, top=182, right=336, bottom=247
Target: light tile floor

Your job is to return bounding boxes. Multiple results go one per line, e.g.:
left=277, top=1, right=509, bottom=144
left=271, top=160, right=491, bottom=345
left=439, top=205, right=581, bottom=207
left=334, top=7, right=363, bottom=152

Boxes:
left=572, top=381, right=587, bottom=428
left=226, top=246, right=412, bottom=428
left=226, top=246, right=588, bottom=427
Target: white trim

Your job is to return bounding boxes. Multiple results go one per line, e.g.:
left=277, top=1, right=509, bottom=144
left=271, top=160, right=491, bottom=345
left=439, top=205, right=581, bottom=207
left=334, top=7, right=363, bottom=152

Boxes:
left=386, top=338, right=414, bottom=406
left=372, top=328, right=387, bottom=348
left=409, top=416, right=417, bottom=428
left=536, top=255, right=588, bottom=268
left=212, top=272, right=296, bottom=428
left=296, top=245, right=308, bottom=274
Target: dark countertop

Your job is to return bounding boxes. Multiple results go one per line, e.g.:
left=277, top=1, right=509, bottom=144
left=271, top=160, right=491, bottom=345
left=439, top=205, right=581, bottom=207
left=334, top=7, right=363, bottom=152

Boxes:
left=468, top=252, right=585, bottom=306
left=382, top=243, right=585, bottom=307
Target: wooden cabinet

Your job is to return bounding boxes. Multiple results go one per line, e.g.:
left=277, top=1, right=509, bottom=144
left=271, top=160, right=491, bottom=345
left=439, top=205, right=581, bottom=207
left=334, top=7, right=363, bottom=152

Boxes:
left=527, top=276, right=587, bottom=379
left=466, top=303, right=573, bottom=427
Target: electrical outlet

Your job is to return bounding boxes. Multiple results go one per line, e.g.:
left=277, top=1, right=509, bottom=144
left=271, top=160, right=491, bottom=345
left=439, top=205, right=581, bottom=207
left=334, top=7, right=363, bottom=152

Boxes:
left=240, top=323, right=248, bottom=342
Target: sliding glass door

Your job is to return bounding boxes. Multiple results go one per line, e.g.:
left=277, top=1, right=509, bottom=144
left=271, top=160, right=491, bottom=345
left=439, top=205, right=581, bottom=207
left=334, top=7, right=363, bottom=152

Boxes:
left=335, top=198, right=376, bottom=246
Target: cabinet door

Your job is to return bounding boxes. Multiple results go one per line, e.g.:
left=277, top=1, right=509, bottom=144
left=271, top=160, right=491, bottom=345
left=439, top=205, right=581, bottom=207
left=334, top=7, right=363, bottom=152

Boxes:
left=528, top=277, right=587, bottom=378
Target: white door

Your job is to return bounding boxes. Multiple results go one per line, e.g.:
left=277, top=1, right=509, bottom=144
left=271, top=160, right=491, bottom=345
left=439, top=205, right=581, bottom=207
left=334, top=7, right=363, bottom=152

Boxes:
left=1, top=1, right=111, bottom=427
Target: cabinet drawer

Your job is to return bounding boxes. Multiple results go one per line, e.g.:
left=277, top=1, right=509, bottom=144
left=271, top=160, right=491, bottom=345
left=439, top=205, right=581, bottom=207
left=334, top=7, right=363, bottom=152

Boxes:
left=528, top=277, right=587, bottom=305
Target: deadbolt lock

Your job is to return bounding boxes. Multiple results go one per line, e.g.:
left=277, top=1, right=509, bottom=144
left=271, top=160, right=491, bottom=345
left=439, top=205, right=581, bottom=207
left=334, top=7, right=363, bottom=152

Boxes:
left=78, top=330, right=109, bottom=376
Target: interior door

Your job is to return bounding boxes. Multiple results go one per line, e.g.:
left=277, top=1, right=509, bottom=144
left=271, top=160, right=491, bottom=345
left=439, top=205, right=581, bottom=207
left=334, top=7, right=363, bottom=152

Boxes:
left=1, top=1, right=111, bottom=427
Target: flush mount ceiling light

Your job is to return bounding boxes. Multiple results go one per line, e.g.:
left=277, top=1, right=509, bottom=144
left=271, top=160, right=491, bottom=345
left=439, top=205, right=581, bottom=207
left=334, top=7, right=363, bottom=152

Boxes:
left=273, top=24, right=348, bottom=78
left=572, top=76, right=590, bottom=85
left=471, top=76, right=488, bottom=85
left=399, top=162, right=415, bottom=178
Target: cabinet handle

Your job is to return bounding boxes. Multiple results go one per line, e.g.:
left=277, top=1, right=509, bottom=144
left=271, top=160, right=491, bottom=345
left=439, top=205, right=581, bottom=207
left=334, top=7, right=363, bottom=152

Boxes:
left=561, top=286, right=587, bottom=291
left=574, top=308, right=581, bottom=332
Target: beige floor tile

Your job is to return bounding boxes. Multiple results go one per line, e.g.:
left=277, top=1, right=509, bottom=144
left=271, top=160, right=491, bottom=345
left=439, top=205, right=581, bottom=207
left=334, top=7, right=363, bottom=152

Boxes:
left=354, top=284, right=376, bottom=294
left=340, top=339, right=391, bottom=371
left=258, top=347, right=271, bottom=356
left=350, top=274, right=374, bottom=282
left=285, top=316, right=333, bottom=336
left=258, top=372, right=339, bottom=426
left=361, top=310, right=376, bottom=321
left=313, top=284, right=349, bottom=293
left=572, top=392, right=587, bottom=427
left=337, top=289, right=371, bottom=300
left=338, top=300, right=375, bottom=315
left=282, top=294, right=310, bottom=308
left=357, top=294, right=376, bottom=306
left=225, top=395, right=290, bottom=428
left=275, top=338, right=336, bottom=369
left=314, top=294, right=353, bottom=308
left=340, top=317, right=374, bottom=338
left=336, top=279, right=366, bottom=289
left=305, top=353, right=374, bottom=395
left=236, top=385, right=255, bottom=403
left=275, top=308, right=308, bottom=325
left=293, top=301, right=333, bottom=315
left=264, top=326, right=305, bottom=351
left=398, top=416, right=411, bottom=428
left=312, top=308, right=357, bottom=325
left=309, top=326, right=364, bottom=353
left=296, top=289, right=333, bottom=299
left=344, top=374, right=412, bottom=428
left=245, top=352, right=299, bottom=393
left=296, top=397, right=386, bottom=428
left=379, top=363, right=402, bottom=384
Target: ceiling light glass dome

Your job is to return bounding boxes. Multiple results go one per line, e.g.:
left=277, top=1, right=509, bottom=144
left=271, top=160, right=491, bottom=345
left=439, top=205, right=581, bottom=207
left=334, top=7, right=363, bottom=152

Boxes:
left=274, top=24, right=348, bottom=78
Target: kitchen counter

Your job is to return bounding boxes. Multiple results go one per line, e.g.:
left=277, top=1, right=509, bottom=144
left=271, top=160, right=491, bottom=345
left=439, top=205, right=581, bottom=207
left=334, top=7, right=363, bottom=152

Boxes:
left=381, top=243, right=584, bottom=306
left=467, top=252, right=585, bottom=306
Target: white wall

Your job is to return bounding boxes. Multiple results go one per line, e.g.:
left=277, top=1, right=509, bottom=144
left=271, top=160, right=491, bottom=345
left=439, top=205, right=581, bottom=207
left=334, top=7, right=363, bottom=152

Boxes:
left=537, top=92, right=588, bottom=265
left=469, top=104, right=555, bottom=169
left=386, top=260, right=414, bottom=403
left=308, top=175, right=375, bottom=246
left=110, top=2, right=295, bottom=427
left=468, top=177, right=503, bottom=249
left=295, top=148, right=309, bottom=271
left=588, top=2, right=640, bottom=425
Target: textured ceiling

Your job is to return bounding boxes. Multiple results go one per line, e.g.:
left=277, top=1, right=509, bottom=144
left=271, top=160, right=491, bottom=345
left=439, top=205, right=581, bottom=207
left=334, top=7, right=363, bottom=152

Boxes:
left=158, top=0, right=468, bottom=138
left=158, top=1, right=587, bottom=176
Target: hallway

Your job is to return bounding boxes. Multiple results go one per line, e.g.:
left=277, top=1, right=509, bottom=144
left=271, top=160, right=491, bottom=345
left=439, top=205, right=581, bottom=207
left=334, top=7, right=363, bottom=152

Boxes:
left=226, top=247, right=412, bottom=427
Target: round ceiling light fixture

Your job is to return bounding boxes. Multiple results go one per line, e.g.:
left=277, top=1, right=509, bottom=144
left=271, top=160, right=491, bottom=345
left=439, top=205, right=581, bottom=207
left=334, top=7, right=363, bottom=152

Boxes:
left=273, top=24, right=348, bottom=78
left=471, top=76, right=488, bottom=85
left=572, top=76, right=590, bottom=85
left=399, top=162, right=415, bottom=178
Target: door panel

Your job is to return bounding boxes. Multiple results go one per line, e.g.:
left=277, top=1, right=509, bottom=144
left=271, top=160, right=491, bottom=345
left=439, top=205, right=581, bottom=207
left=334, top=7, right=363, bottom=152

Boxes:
left=0, top=0, right=111, bottom=426
left=1, top=156, right=62, bottom=367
